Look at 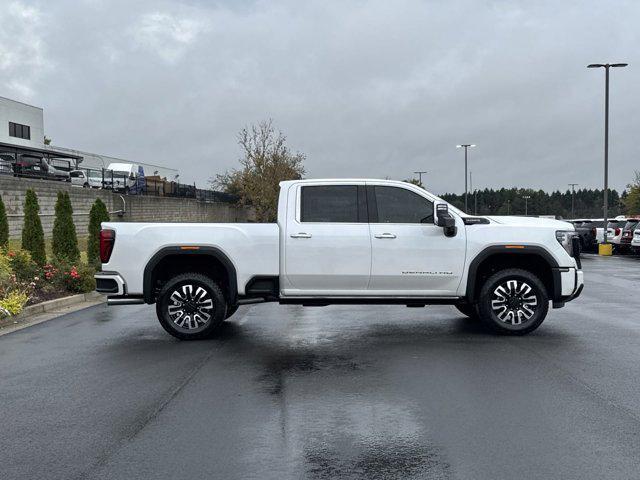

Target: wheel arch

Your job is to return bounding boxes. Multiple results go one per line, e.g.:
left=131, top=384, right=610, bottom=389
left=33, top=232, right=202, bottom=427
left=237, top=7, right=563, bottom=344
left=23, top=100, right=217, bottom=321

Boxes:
left=465, top=245, right=561, bottom=303
left=143, top=246, right=238, bottom=305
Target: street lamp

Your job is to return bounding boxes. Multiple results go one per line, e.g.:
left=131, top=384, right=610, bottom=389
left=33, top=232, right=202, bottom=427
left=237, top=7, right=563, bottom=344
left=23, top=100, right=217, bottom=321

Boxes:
left=587, top=62, right=628, bottom=247
left=522, top=195, right=531, bottom=216
left=413, top=171, right=427, bottom=187
left=456, top=144, right=475, bottom=212
left=568, top=183, right=579, bottom=219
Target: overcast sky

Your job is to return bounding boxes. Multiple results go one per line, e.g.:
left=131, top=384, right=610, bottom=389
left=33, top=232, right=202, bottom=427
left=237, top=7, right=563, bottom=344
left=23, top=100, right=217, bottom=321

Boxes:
left=0, top=0, right=637, bottom=193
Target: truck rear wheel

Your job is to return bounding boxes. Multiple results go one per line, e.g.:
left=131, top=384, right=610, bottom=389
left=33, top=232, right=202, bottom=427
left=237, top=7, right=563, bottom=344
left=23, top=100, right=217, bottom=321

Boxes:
left=477, top=268, right=549, bottom=335
left=156, top=272, right=227, bottom=340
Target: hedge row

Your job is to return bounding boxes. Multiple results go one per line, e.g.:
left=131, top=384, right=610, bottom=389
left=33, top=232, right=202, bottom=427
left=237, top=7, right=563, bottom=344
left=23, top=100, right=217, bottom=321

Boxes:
left=0, top=190, right=110, bottom=264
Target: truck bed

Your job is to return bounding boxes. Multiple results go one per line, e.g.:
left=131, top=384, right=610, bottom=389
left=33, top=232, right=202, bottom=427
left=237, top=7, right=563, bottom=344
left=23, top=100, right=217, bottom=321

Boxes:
left=101, top=222, right=280, bottom=295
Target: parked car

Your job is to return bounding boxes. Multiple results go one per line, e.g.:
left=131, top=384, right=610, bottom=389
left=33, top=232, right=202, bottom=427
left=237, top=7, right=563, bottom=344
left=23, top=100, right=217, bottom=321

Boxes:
left=70, top=170, right=105, bottom=188
left=631, top=224, right=640, bottom=254
left=106, top=163, right=145, bottom=194
left=13, top=155, right=69, bottom=181
left=619, top=219, right=640, bottom=253
left=571, top=219, right=605, bottom=252
left=95, top=179, right=584, bottom=339
left=595, top=216, right=627, bottom=244
left=0, top=153, right=14, bottom=175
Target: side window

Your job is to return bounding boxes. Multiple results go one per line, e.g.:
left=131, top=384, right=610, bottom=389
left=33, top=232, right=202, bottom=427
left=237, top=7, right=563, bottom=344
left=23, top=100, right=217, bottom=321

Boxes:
left=70, top=171, right=79, bottom=178
left=374, top=186, right=434, bottom=224
left=300, top=185, right=364, bottom=223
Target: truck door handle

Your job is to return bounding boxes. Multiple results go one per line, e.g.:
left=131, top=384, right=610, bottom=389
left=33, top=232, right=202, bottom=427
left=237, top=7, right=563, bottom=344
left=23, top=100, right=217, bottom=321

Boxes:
left=290, top=232, right=312, bottom=238
left=374, top=233, right=396, bottom=239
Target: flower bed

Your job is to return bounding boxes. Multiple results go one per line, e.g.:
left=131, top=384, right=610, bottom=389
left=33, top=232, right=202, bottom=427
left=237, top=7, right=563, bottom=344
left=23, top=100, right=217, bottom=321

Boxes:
left=0, top=249, right=95, bottom=318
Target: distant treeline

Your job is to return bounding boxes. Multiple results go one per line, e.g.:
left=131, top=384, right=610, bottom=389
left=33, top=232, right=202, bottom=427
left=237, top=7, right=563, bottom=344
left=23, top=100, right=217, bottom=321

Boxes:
left=440, top=188, right=625, bottom=219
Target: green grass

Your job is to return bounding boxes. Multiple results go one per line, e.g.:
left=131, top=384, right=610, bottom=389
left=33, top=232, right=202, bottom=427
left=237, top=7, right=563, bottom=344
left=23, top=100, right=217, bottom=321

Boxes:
left=8, top=236, right=89, bottom=263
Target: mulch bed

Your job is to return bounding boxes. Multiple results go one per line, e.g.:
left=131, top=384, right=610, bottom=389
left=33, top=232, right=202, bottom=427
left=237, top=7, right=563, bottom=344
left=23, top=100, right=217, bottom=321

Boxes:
left=26, top=289, right=71, bottom=306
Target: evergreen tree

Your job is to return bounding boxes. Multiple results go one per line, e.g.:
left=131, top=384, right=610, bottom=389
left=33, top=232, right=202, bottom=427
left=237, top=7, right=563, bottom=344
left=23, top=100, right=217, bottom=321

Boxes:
left=87, top=198, right=110, bottom=267
left=21, top=189, right=46, bottom=266
left=0, top=194, right=9, bottom=249
left=52, top=191, right=80, bottom=262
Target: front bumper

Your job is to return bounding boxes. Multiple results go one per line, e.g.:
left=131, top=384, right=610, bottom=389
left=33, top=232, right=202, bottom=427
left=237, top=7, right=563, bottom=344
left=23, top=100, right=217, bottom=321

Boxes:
left=553, top=268, right=584, bottom=308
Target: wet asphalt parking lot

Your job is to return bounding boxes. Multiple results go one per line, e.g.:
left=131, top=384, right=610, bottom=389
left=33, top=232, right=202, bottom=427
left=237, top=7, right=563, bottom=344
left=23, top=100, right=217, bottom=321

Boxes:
left=2, top=254, right=640, bottom=480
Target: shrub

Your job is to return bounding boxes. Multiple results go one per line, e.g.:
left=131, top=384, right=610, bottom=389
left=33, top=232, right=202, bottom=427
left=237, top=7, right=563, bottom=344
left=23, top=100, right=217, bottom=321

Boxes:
left=0, top=253, right=13, bottom=293
left=47, top=259, right=95, bottom=294
left=7, top=249, right=40, bottom=284
left=52, top=191, right=80, bottom=262
left=21, top=189, right=46, bottom=266
left=0, top=194, right=8, bottom=249
left=87, top=198, right=110, bottom=267
left=0, top=290, right=30, bottom=317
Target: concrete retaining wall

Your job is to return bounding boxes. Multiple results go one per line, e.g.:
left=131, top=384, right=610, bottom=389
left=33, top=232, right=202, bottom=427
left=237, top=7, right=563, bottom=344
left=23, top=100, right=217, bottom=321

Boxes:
left=0, top=176, right=253, bottom=238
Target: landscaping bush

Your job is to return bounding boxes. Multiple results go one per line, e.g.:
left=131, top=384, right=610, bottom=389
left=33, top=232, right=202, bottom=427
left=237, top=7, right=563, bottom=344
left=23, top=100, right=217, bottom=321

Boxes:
left=46, top=259, right=95, bottom=294
left=0, top=253, right=13, bottom=292
left=87, top=198, right=110, bottom=267
left=7, top=249, right=40, bottom=284
left=21, top=189, right=46, bottom=266
left=0, top=290, right=30, bottom=317
left=0, top=194, right=8, bottom=249
left=52, top=191, right=80, bottom=262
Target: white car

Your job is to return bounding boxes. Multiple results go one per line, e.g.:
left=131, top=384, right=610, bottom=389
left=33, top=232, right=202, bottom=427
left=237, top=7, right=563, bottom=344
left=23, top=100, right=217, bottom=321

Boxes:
left=70, top=170, right=104, bottom=188
left=595, top=218, right=627, bottom=245
left=632, top=224, right=640, bottom=254
left=95, top=179, right=584, bottom=339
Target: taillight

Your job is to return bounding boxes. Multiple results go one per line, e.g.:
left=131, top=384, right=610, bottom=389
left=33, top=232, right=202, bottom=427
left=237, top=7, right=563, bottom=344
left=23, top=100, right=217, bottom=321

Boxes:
left=615, top=228, right=621, bottom=236
left=591, top=228, right=596, bottom=235
left=99, top=229, right=115, bottom=263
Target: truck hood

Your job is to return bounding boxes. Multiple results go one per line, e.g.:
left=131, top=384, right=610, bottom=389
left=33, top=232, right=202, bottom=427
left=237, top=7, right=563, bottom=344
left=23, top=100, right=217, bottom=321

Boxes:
left=486, top=216, right=574, bottom=230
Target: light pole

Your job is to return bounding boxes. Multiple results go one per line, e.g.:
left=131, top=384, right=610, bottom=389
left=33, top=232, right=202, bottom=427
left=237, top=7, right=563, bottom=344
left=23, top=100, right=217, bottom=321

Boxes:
left=568, top=183, right=579, bottom=219
left=522, top=195, right=531, bottom=216
left=587, top=62, right=628, bottom=246
left=456, top=144, right=475, bottom=212
left=413, top=170, right=428, bottom=187
left=506, top=199, right=511, bottom=215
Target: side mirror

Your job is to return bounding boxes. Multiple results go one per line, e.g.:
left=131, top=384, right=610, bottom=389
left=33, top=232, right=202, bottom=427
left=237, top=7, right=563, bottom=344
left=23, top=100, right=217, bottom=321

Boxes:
left=436, top=204, right=457, bottom=237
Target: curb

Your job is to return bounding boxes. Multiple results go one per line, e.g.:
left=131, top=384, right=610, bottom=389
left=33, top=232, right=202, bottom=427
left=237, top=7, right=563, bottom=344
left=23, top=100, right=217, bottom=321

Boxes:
left=14, top=291, right=104, bottom=320
left=0, top=292, right=106, bottom=334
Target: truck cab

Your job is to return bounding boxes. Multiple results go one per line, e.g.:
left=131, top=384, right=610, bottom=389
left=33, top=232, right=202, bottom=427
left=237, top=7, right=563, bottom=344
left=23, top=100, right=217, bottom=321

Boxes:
left=95, top=179, right=584, bottom=339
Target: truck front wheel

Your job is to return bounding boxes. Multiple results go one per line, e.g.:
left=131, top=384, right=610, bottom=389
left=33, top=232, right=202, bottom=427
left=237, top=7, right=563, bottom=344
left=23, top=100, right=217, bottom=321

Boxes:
left=156, top=273, right=227, bottom=340
left=477, top=268, right=549, bottom=335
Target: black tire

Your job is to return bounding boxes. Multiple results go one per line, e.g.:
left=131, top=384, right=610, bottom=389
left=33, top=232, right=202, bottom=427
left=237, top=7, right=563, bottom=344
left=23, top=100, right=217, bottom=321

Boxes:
left=124, top=186, right=130, bottom=194
left=83, top=182, right=89, bottom=188
left=156, top=272, right=227, bottom=340
left=225, top=304, right=239, bottom=319
left=455, top=303, right=478, bottom=319
left=477, top=268, right=549, bottom=335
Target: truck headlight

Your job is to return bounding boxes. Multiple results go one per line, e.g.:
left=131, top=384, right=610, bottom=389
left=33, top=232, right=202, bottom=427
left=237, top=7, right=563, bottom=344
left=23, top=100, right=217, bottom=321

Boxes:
left=556, top=230, right=576, bottom=255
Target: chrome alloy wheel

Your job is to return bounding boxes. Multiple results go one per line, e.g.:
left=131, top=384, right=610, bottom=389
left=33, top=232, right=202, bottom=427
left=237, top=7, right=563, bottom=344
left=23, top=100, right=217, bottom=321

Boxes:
left=167, top=284, right=214, bottom=331
left=491, top=279, right=538, bottom=325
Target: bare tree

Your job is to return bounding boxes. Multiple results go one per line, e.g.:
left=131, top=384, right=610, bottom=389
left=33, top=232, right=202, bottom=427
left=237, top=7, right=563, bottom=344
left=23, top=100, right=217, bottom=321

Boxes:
left=213, top=120, right=305, bottom=222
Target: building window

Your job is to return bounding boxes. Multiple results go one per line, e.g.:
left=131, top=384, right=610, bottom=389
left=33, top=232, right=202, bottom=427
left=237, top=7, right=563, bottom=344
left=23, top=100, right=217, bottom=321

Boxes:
left=9, top=122, right=31, bottom=140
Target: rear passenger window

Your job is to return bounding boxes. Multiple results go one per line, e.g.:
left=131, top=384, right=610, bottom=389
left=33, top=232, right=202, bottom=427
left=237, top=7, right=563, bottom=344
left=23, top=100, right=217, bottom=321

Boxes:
left=374, top=186, right=434, bottom=224
left=301, top=185, right=362, bottom=223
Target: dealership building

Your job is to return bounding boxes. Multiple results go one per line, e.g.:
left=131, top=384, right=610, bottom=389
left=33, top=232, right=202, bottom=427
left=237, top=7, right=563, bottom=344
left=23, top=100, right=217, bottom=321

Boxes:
left=0, top=96, right=178, bottom=179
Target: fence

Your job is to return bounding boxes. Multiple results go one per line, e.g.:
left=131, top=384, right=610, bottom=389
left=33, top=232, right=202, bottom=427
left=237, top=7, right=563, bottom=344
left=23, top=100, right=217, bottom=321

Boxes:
left=65, top=167, right=239, bottom=204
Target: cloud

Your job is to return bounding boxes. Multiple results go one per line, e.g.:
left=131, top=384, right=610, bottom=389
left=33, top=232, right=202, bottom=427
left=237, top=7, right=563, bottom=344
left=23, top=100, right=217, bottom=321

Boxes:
left=1, top=0, right=638, bottom=193
left=0, top=2, right=51, bottom=100
left=131, top=11, right=209, bottom=63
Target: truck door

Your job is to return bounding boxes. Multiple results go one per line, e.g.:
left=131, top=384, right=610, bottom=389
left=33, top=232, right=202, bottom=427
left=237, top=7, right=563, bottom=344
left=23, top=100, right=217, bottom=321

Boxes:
left=367, top=184, right=466, bottom=296
left=282, top=183, right=371, bottom=295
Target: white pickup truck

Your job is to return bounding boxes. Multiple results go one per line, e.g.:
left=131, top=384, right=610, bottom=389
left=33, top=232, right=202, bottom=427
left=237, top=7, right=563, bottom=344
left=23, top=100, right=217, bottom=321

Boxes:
left=95, top=179, right=584, bottom=339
